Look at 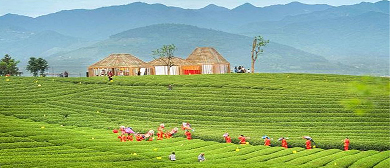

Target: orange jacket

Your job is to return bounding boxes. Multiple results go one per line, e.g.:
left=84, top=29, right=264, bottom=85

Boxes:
left=127, top=135, right=133, bottom=141
left=185, top=131, right=192, bottom=140
left=225, top=136, right=231, bottom=143
left=344, top=139, right=350, bottom=147
left=264, top=138, right=271, bottom=146
left=281, top=139, right=287, bottom=148
left=238, top=136, right=246, bottom=144
left=306, top=140, right=311, bottom=149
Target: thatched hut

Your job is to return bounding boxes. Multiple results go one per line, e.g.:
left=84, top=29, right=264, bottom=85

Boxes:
left=148, top=57, right=200, bottom=75
left=88, top=53, right=151, bottom=77
left=186, top=47, right=230, bottom=74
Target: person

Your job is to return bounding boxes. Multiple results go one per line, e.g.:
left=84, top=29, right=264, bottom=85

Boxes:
left=157, top=124, right=165, bottom=140
left=238, top=135, right=247, bottom=144
left=120, top=134, right=126, bottom=142
left=234, top=66, right=238, bottom=73
left=185, top=130, right=192, bottom=140
left=64, top=71, right=68, bottom=77
left=169, top=152, right=176, bottom=161
left=224, top=133, right=231, bottom=143
left=127, top=133, right=133, bottom=141
left=135, top=133, right=143, bottom=141
left=344, top=137, right=350, bottom=151
left=166, top=127, right=178, bottom=139
left=182, top=122, right=192, bottom=131
left=198, top=153, right=205, bottom=162
left=306, top=139, right=312, bottom=149
left=120, top=126, right=126, bottom=135
left=108, top=71, right=113, bottom=81
left=101, top=70, right=106, bottom=76
left=145, top=130, right=154, bottom=141
left=281, top=138, right=288, bottom=149
left=241, top=67, right=246, bottom=73
left=168, top=84, right=173, bottom=90
left=264, top=137, right=271, bottom=146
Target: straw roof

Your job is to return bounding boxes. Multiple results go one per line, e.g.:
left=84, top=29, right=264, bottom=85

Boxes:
left=89, top=53, right=147, bottom=68
left=186, top=47, right=229, bottom=64
left=148, top=56, right=195, bottom=66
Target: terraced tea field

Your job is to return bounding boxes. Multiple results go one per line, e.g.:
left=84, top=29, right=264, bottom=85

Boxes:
left=0, top=73, right=389, bottom=167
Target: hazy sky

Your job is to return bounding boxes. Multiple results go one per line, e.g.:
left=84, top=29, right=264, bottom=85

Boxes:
left=0, top=0, right=381, bottom=17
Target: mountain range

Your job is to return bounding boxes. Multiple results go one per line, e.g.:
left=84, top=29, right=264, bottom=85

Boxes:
left=0, top=1, right=388, bottom=76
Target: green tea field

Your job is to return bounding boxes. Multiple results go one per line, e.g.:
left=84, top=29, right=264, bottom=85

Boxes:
left=0, top=73, right=389, bottom=167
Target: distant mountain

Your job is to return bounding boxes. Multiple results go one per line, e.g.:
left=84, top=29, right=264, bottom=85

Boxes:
left=0, top=1, right=387, bottom=76
left=0, top=29, right=81, bottom=59
left=0, top=2, right=332, bottom=39
left=46, top=24, right=357, bottom=75
left=237, top=1, right=389, bottom=75
left=0, top=27, right=91, bottom=75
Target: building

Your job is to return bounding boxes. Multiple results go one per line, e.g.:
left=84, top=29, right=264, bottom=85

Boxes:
left=148, top=57, right=200, bottom=75
left=186, top=47, right=230, bottom=74
left=87, top=53, right=150, bottom=77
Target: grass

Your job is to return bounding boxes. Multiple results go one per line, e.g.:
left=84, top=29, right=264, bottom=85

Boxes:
left=0, top=73, right=389, bottom=167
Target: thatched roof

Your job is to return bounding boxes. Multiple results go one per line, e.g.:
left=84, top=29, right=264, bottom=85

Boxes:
left=148, top=56, right=195, bottom=66
left=89, top=53, right=147, bottom=68
left=186, top=47, right=229, bottom=64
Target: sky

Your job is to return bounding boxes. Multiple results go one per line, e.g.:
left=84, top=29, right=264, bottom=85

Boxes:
left=0, top=0, right=381, bottom=17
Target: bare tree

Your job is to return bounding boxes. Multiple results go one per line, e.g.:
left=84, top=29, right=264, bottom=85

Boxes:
left=152, top=44, right=176, bottom=75
left=251, top=36, right=269, bottom=73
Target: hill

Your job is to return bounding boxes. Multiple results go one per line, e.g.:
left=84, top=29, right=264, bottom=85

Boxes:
left=46, top=24, right=357, bottom=76
left=0, top=1, right=387, bottom=76
left=0, top=74, right=389, bottom=167
left=0, top=2, right=331, bottom=39
left=237, top=1, right=389, bottom=75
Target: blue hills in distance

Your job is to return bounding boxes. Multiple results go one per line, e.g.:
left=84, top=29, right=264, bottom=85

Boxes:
left=0, top=1, right=388, bottom=76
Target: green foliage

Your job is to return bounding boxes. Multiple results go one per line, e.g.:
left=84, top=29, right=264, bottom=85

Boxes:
left=152, top=44, right=177, bottom=67
left=0, top=54, right=20, bottom=76
left=0, top=73, right=389, bottom=167
left=251, top=35, right=269, bottom=73
left=341, top=76, right=390, bottom=115
left=26, top=57, right=49, bottom=77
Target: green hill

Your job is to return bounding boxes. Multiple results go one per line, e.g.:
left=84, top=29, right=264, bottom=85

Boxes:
left=0, top=74, right=389, bottom=167
left=47, top=24, right=358, bottom=76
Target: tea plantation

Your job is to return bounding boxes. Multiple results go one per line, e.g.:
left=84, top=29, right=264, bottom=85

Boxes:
left=0, top=73, right=389, bottom=167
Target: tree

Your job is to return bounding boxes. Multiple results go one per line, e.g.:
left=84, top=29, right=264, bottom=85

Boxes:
left=26, top=57, right=49, bottom=77
left=152, top=44, right=176, bottom=75
left=251, top=36, right=269, bottom=73
left=0, top=54, right=20, bottom=76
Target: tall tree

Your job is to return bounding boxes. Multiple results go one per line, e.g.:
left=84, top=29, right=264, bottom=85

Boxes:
left=251, top=36, right=269, bottom=73
left=26, top=57, right=38, bottom=77
left=152, top=44, right=176, bottom=75
left=37, top=58, right=49, bottom=77
left=0, top=54, right=20, bottom=76
left=26, top=57, right=49, bottom=77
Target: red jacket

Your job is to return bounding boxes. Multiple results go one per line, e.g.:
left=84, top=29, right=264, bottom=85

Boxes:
left=281, top=139, right=288, bottom=148
left=344, top=139, right=350, bottom=147
left=185, top=131, right=192, bottom=140
left=306, top=140, right=311, bottom=149
left=264, top=138, right=271, bottom=146
left=238, top=136, right=246, bottom=144
left=225, top=136, right=231, bottom=143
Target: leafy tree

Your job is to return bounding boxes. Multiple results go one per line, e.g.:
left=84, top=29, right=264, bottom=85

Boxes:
left=152, top=44, right=176, bottom=75
left=0, top=54, right=20, bottom=76
left=26, top=57, right=49, bottom=77
left=251, top=36, right=269, bottom=73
